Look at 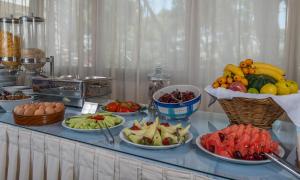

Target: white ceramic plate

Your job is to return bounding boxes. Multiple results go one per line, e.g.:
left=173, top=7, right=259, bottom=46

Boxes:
left=100, top=102, right=147, bottom=116
left=2, top=86, right=31, bottom=94
left=195, top=135, right=285, bottom=165
left=62, top=115, right=125, bottom=133
left=119, top=130, right=193, bottom=150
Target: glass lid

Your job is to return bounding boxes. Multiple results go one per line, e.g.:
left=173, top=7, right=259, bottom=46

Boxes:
left=19, top=14, right=44, bottom=23
left=0, top=15, right=19, bottom=24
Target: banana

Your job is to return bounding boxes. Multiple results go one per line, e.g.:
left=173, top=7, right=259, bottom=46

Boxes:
left=224, top=64, right=244, bottom=77
left=254, top=68, right=285, bottom=81
left=253, top=62, right=285, bottom=76
left=223, top=71, right=232, bottom=77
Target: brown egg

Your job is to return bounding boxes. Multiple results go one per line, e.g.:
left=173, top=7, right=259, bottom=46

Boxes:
left=34, top=109, right=45, bottom=116
left=24, top=108, right=35, bottom=116
left=44, top=102, right=52, bottom=107
left=18, top=104, right=25, bottom=108
left=54, top=106, right=63, bottom=113
left=14, top=106, right=20, bottom=112
left=23, top=104, right=31, bottom=109
left=14, top=106, right=25, bottom=115
left=16, top=108, right=25, bottom=115
left=39, top=105, right=46, bottom=110
left=45, top=107, right=55, bottom=115
left=55, top=103, right=64, bottom=109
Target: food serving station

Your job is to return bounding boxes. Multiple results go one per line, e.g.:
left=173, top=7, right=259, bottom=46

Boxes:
left=0, top=14, right=300, bottom=180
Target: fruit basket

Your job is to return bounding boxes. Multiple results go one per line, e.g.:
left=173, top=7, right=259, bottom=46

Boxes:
left=207, top=59, right=299, bottom=129
left=217, top=97, right=284, bottom=129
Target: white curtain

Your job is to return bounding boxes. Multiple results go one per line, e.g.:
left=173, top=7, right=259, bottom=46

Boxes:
left=42, top=0, right=288, bottom=111
left=285, top=0, right=300, bottom=82
left=1, top=0, right=289, bottom=110
left=0, top=0, right=31, bottom=17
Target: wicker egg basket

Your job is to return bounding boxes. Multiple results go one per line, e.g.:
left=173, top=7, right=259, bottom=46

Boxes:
left=13, top=109, right=65, bottom=126
left=217, top=97, right=285, bottom=129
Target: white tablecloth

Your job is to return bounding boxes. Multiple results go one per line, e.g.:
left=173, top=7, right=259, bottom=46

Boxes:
left=0, top=123, right=212, bottom=180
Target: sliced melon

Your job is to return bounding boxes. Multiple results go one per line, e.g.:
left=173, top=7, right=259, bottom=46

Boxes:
left=178, top=124, right=191, bottom=137
left=128, top=134, right=143, bottom=144
left=143, top=118, right=159, bottom=140
left=153, top=130, right=162, bottom=146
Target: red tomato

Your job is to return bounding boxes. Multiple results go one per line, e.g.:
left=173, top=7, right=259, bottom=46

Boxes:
left=105, top=102, right=118, bottom=112
left=119, top=106, right=130, bottom=112
left=89, top=115, right=104, bottom=121
left=130, top=125, right=141, bottom=130
left=160, top=123, right=170, bottom=127
left=162, top=138, right=171, bottom=145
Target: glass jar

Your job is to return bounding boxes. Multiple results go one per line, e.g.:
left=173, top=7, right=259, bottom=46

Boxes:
left=19, top=15, right=46, bottom=63
left=0, top=15, right=21, bottom=70
left=148, top=65, right=170, bottom=110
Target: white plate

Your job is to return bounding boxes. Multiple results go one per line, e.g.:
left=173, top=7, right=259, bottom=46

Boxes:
left=100, top=103, right=147, bottom=116
left=2, top=86, right=31, bottom=94
left=119, top=129, right=193, bottom=150
left=61, top=115, right=125, bottom=133
left=195, top=135, right=285, bottom=165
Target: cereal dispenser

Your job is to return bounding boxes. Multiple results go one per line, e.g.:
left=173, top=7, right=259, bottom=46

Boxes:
left=18, top=14, right=54, bottom=86
left=0, top=15, right=21, bottom=71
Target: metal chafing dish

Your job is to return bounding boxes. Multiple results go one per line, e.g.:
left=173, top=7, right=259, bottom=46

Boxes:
left=31, top=75, right=112, bottom=107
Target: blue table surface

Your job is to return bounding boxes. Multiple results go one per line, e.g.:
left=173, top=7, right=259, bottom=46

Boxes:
left=0, top=108, right=298, bottom=180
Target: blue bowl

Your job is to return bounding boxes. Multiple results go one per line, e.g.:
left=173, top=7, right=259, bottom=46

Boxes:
left=153, top=85, right=201, bottom=119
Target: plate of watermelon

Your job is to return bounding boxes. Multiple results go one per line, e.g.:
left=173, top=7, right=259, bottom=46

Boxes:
left=196, top=124, right=285, bottom=164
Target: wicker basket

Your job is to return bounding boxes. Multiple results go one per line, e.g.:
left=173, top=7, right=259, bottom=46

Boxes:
left=217, top=97, right=284, bottom=129
left=13, top=109, right=65, bottom=126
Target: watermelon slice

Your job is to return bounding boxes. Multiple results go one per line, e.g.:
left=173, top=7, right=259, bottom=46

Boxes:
left=201, top=124, right=279, bottom=160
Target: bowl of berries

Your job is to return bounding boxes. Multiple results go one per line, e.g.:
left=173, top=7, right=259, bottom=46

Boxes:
left=153, top=85, right=201, bottom=119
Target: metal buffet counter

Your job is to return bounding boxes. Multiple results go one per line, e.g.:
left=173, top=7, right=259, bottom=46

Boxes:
left=0, top=107, right=298, bottom=180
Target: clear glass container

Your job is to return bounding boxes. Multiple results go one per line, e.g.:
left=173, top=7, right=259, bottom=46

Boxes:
left=19, top=15, right=46, bottom=64
left=0, top=15, right=21, bottom=70
left=148, top=65, right=170, bottom=110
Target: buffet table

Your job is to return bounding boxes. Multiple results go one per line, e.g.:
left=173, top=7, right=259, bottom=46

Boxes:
left=0, top=108, right=298, bottom=180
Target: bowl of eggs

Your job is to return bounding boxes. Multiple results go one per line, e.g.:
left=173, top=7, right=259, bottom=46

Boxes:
left=13, top=102, right=65, bottom=126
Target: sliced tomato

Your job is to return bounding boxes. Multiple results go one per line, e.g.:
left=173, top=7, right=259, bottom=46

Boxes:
left=162, top=138, right=171, bottom=145
left=90, top=115, right=104, bottom=121
left=118, top=106, right=131, bottom=112
left=160, top=122, right=170, bottom=127
left=105, top=102, right=118, bottom=112
left=130, top=125, right=141, bottom=130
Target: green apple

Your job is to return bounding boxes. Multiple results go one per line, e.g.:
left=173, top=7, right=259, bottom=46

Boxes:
left=286, top=80, right=299, bottom=94
left=275, top=81, right=290, bottom=95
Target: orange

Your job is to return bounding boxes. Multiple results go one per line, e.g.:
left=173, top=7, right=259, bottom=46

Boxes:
left=233, top=75, right=242, bottom=82
left=217, top=77, right=227, bottom=84
left=221, top=83, right=229, bottom=89
left=248, top=68, right=255, bottom=74
left=242, top=68, right=249, bottom=75
left=227, top=77, right=233, bottom=84
left=212, top=82, right=220, bottom=88
left=245, top=59, right=253, bottom=65
left=239, top=61, right=247, bottom=68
